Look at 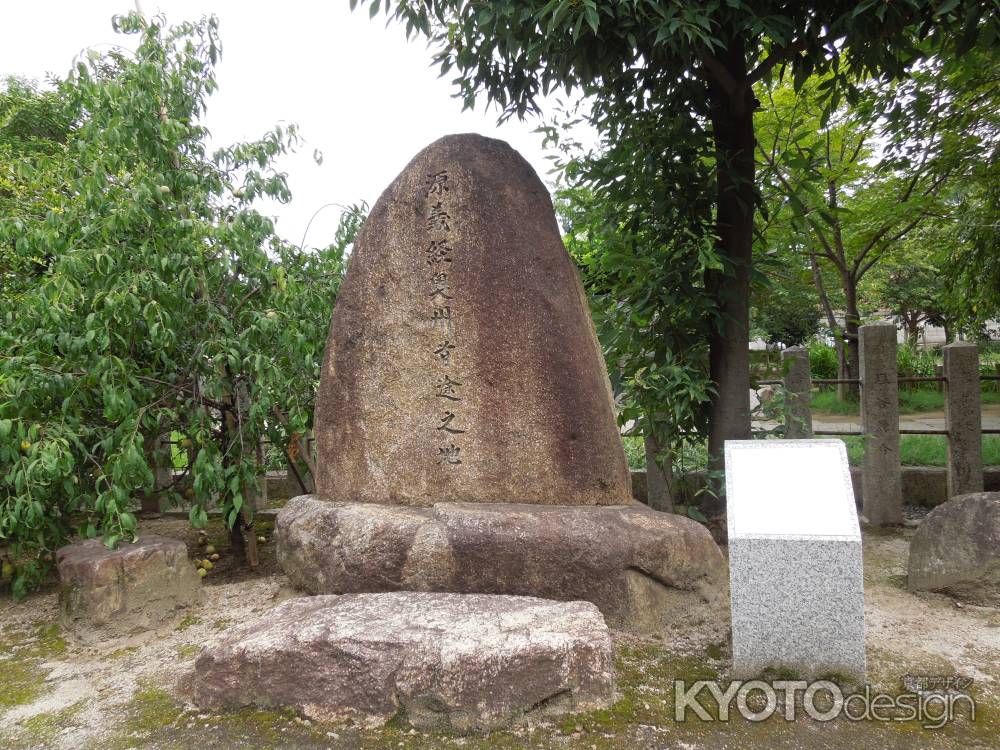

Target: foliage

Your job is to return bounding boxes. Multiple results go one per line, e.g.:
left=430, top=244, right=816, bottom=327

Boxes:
left=877, top=47, right=1000, bottom=335
left=750, top=269, right=820, bottom=347
left=0, top=77, right=74, bottom=292
left=841, top=434, right=1000, bottom=467
left=895, top=343, right=939, bottom=378
left=868, top=251, right=951, bottom=345
left=805, top=341, right=839, bottom=381
left=0, top=14, right=356, bottom=596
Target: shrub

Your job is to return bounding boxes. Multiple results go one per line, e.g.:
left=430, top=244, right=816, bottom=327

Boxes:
left=807, top=341, right=839, bottom=380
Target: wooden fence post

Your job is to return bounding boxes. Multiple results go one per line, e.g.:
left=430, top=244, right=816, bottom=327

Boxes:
left=943, top=341, right=983, bottom=497
left=859, top=323, right=902, bottom=526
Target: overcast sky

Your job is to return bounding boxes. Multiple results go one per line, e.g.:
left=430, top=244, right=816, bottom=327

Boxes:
left=1, top=1, right=584, bottom=249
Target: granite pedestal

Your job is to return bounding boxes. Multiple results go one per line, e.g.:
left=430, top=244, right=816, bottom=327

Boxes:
left=726, top=440, right=866, bottom=680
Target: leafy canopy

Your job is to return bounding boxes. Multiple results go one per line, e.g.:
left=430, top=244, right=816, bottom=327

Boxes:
left=0, top=14, right=354, bottom=596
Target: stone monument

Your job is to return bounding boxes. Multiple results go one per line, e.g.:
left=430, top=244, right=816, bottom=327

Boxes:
left=277, top=134, right=726, bottom=632
left=725, top=439, right=866, bottom=680
left=314, top=134, right=629, bottom=506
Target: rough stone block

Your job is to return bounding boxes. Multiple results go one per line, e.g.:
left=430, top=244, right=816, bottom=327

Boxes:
left=189, top=592, right=614, bottom=731
left=726, top=440, right=866, bottom=680
left=908, top=491, right=1000, bottom=606
left=57, top=534, right=200, bottom=643
left=276, top=496, right=727, bottom=635
left=314, top=133, right=630, bottom=507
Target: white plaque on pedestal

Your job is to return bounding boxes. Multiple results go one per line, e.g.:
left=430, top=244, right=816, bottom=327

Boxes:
left=725, top=439, right=866, bottom=680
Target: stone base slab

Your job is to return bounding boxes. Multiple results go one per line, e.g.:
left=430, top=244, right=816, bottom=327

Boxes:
left=57, top=534, right=201, bottom=643
left=189, top=592, right=613, bottom=731
left=275, top=496, right=727, bottom=634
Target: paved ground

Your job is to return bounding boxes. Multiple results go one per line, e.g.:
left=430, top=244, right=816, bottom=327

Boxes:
left=759, top=404, right=1000, bottom=435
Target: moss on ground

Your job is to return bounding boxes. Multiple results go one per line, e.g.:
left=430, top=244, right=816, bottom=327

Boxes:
left=0, top=622, right=66, bottom=710
left=175, top=613, right=200, bottom=632
left=104, top=681, right=336, bottom=750
left=0, top=700, right=86, bottom=750
left=108, top=645, right=139, bottom=659
left=0, top=655, right=48, bottom=710
left=0, top=635, right=995, bottom=750
left=175, top=643, right=201, bottom=660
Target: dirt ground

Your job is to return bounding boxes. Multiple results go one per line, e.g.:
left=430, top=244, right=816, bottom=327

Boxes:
left=0, top=518, right=997, bottom=750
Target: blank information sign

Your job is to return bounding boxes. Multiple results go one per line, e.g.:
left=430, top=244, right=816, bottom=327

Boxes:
left=725, top=439, right=866, bottom=680
left=726, top=440, right=859, bottom=539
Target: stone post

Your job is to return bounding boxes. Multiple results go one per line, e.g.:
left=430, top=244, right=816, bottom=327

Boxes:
left=781, top=345, right=813, bottom=439
left=643, top=433, right=674, bottom=513
left=943, top=342, right=983, bottom=497
left=140, top=434, right=172, bottom=517
left=859, top=323, right=902, bottom=526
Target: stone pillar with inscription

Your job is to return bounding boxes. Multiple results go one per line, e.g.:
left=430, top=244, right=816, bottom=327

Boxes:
left=859, top=323, right=902, bottom=526
left=781, top=345, right=813, bottom=439
left=277, top=134, right=727, bottom=634
left=944, top=341, right=983, bottom=497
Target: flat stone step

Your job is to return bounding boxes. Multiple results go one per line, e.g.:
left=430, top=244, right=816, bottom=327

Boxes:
left=189, top=592, right=613, bottom=731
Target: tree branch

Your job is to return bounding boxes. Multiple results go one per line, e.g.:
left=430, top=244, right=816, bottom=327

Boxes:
left=699, top=48, right=739, bottom=99
left=747, top=31, right=837, bottom=87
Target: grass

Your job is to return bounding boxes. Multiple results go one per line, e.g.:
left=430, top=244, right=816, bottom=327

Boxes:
left=622, top=433, right=1000, bottom=471
left=812, top=385, right=1000, bottom=416
left=842, top=434, right=1000, bottom=467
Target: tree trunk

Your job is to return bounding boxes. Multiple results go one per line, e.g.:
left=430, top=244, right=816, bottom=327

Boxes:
left=842, top=273, right=861, bottom=400
left=809, top=252, right=849, bottom=400
left=904, top=314, right=920, bottom=348
left=705, top=38, right=755, bottom=504
left=220, top=388, right=258, bottom=570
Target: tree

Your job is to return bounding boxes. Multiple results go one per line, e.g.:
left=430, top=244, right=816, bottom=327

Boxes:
left=879, top=48, right=1000, bottom=331
left=868, top=243, right=953, bottom=345
left=756, top=48, right=996, bottom=395
left=354, top=0, right=997, bottom=470
left=946, top=176, right=1000, bottom=329
left=0, top=14, right=354, bottom=596
left=751, top=271, right=821, bottom=348
left=0, top=77, right=74, bottom=291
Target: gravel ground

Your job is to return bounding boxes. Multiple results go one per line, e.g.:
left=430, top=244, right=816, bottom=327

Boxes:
left=0, top=518, right=997, bottom=749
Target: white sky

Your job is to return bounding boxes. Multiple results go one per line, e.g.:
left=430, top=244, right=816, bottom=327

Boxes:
left=1, top=1, right=584, bottom=249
